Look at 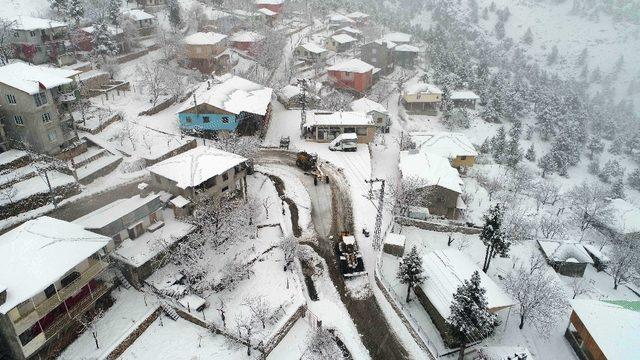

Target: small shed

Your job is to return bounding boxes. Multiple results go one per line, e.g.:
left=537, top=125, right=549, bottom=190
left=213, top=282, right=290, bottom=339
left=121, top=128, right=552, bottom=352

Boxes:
left=537, top=240, right=594, bottom=277
left=383, top=233, right=406, bottom=257
left=170, top=195, right=191, bottom=218
left=179, top=294, right=208, bottom=312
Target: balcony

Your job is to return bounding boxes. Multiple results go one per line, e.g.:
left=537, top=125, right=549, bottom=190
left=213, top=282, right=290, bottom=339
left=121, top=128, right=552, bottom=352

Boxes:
left=56, top=92, right=76, bottom=103
left=11, top=260, right=109, bottom=333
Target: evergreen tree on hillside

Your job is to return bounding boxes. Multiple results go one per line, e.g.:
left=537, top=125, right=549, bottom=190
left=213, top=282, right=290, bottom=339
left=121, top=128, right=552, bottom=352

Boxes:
left=577, top=48, right=588, bottom=66
left=505, top=136, right=523, bottom=168
left=50, top=0, right=67, bottom=16
left=525, top=144, right=536, bottom=162
left=447, top=271, right=498, bottom=360
left=396, top=246, right=426, bottom=303
left=587, top=136, right=604, bottom=159
left=480, top=204, right=509, bottom=273
left=491, top=127, right=507, bottom=163
left=494, top=20, right=505, bottom=40
left=628, top=169, right=640, bottom=192
left=168, top=0, right=182, bottom=28
left=67, top=0, right=84, bottom=26
left=92, top=19, right=118, bottom=57
left=538, top=153, right=557, bottom=178
left=108, top=0, right=121, bottom=25
left=522, top=27, right=533, bottom=45
left=546, top=45, right=559, bottom=65
left=611, top=178, right=625, bottom=199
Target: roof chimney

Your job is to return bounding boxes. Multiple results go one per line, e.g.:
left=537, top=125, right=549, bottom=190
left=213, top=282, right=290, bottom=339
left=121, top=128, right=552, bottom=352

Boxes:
left=138, top=182, right=151, bottom=198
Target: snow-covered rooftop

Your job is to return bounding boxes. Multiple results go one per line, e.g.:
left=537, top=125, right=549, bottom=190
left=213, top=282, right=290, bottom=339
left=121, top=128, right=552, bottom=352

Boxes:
left=170, top=195, right=190, bottom=208
left=384, top=233, right=406, bottom=247
left=330, top=33, right=358, bottom=44
left=183, top=32, right=227, bottom=46
left=9, top=16, right=67, bottom=31
left=0, top=62, right=79, bottom=95
left=394, top=44, right=420, bottom=53
left=350, top=97, right=388, bottom=115
left=410, top=132, right=478, bottom=159
left=298, top=42, right=327, bottom=54
left=346, top=11, right=369, bottom=20
left=399, top=151, right=463, bottom=193
left=327, top=58, right=374, bottom=73
left=278, top=84, right=302, bottom=101
left=571, top=299, right=640, bottom=359
left=381, top=32, right=412, bottom=43
left=372, top=39, right=397, bottom=49
left=607, top=198, right=640, bottom=234
left=404, top=82, right=443, bottom=95
left=0, top=217, right=111, bottom=313
left=329, top=13, right=356, bottom=24
left=336, top=26, right=362, bottom=35
left=80, top=25, right=123, bottom=35
left=122, top=9, right=155, bottom=21
left=256, top=0, right=284, bottom=4
left=73, top=193, right=163, bottom=230
left=537, top=240, right=594, bottom=264
left=451, top=90, right=480, bottom=100
left=258, top=7, right=278, bottom=16
left=179, top=74, right=272, bottom=116
left=229, top=31, right=265, bottom=43
left=305, top=111, right=374, bottom=127
left=418, top=249, right=515, bottom=318
left=148, top=146, right=247, bottom=190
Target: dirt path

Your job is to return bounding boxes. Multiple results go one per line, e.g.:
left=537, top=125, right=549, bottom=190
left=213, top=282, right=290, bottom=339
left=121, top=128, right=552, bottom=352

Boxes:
left=258, top=150, right=410, bottom=360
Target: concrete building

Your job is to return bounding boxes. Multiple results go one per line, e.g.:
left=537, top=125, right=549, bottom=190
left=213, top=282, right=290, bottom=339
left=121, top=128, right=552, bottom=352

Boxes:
left=8, top=17, right=75, bottom=66
left=183, top=32, right=229, bottom=74
left=122, top=9, right=156, bottom=37
left=303, top=111, right=376, bottom=143
left=360, top=39, right=396, bottom=74
left=325, top=34, right=358, bottom=53
left=402, top=82, right=442, bottom=114
left=537, top=240, right=594, bottom=278
left=0, top=217, right=112, bottom=360
left=0, top=63, right=80, bottom=155
left=229, top=31, right=265, bottom=55
left=148, top=146, right=249, bottom=201
left=409, top=132, right=478, bottom=170
left=327, top=58, right=374, bottom=93
left=350, top=97, right=390, bottom=132
left=294, top=42, right=328, bottom=62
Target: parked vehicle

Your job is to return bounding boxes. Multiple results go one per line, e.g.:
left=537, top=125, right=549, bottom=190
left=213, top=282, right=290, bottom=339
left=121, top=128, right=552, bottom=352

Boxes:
left=334, top=231, right=366, bottom=278
left=329, top=133, right=358, bottom=152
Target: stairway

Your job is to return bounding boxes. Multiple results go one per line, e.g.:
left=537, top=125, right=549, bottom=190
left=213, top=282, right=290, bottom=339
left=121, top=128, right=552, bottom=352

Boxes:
left=161, top=303, right=179, bottom=321
left=115, top=270, right=131, bottom=289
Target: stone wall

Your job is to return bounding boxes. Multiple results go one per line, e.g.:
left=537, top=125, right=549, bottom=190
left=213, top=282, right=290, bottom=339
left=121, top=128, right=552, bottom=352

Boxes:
left=144, top=139, right=197, bottom=167
left=396, top=216, right=482, bottom=235
left=105, top=308, right=161, bottom=360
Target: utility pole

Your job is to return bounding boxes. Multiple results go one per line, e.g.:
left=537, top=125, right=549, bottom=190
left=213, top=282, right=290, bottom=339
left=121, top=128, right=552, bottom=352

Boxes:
left=365, top=178, right=385, bottom=250
left=297, top=78, right=308, bottom=137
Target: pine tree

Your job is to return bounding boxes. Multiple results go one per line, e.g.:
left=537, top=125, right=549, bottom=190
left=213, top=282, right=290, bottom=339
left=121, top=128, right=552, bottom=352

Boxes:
left=479, top=137, right=492, bottom=154
left=538, top=153, right=557, bottom=178
left=50, top=0, right=67, bottom=15
left=609, top=137, right=624, bottom=155
left=504, top=136, right=522, bottom=168
left=168, top=0, right=182, bottom=28
left=92, top=19, right=118, bottom=57
left=525, top=144, right=536, bottom=161
left=522, top=27, right=533, bottom=45
left=491, top=127, right=507, bottom=163
left=628, top=169, right=640, bottom=192
left=108, top=0, right=121, bottom=26
left=482, top=7, right=489, bottom=20
left=67, top=0, right=84, bottom=27
left=396, top=246, right=426, bottom=303
left=599, top=159, right=623, bottom=183
left=611, top=178, right=625, bottom=199
left=546, top=45, right=559, bottom=65
left=494, top=20, right=505, bottom=40
left=577, top=48, right=588, bottom=66
left=587, top=136, right=604, bottom=159
left=447, top=271, right=498, bottom=360
left=480, top=204, right=509, bottom=273
left=588, top=160, right=600, bottom=175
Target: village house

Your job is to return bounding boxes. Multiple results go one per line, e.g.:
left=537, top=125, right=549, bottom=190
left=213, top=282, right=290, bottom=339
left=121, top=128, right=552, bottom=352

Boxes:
left=277, top=84, right=320, bottom=109
left=537, top=240, right=594, bottom=278
left=413, top=249, right=514, bottom=347
left=183, top=32, right=229, bottom=74
left=402, top=82, right=443, bottom=115
left=327, top=58, right=374, bottom=93
left=325, top=34, right=358, bottom=53
left=333, top=26, right=363, bottom=40
left=566, top=300, right=640, bottom=360
left=135, top=0, right=166, bottom=9
left=304, top=111, right=376, bottom=143
left=393, top=44, right=419, bottom=68
left=75, top=25, right=126, bottom=53
left=229, top=31, right=265, bottom=56
left=350, top=97, right=390, bottom=132
left=0, top=62, right=80, bottom=155
left=360, top=39, right=396, bottom=74
left=257, top=7, right=279, bottom=26
left=148, top=146, right=249, bottom=201
left=177, top=74, right=273, bottom=136
left=328, top=13, right=356, bottom=29
left=0, top=217, right=113, bottom=360
left=122, top=9, right=156, bottom=37
left=73, top=184, right=194, bottom=288
left=8, top=16, right=75, bottom=66
left=381, top=32, right=412, bottom=44
left=451, top=90, right=480, bottom=109
left=409, top=132, right=478, bottom=170
left=399, top=150, right=466, bottom=219
left=255, top=0, right=285, bottom=13
left=345, top=11, right=369, bottom=26
left=294, top=42, right=328, bottom=62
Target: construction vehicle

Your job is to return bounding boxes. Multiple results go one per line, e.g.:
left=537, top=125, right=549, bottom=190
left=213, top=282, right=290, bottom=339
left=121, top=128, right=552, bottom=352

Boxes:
left=295, top=151, right=329, bottom=185
left=329, top=133, right=358, bottom=152
left=334, top=231, right=366, bottom=278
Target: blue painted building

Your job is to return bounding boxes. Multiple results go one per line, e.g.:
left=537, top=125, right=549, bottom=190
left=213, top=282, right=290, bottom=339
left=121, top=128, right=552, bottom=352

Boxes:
left=177, top=75, right=273, bottom=136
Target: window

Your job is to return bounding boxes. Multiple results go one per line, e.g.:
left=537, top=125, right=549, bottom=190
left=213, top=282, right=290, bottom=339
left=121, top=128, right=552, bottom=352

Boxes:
left=203, top=116, right=210, bottom=123
left=42, top=112, right=52, bottom=123
left=371, top=57, right=377, bottom=63
left=47, top=130, right=57, bottom=142
left=61, top=271, right=80, bottom=288
left=14, top=115, right=24, bottom=125
left=13, top=31, right=18, bottom=38
left=185, top=116, right=192, bottom=123
left=44, top=284, right=57, bottom=299
left=371, top=48, right=377, bottom=55
left=222, top=186, right=229, bottom=192
left=356, top=127, right=368, bottom=136
left=19, top=324, right=42, bottom=346
left=6, top=94, right=16, bottom=104
left=34, top=92, right=47, bottom=106
left=222, top=116, right=229, bottom=124
left=222, top=173, right=229, bottom=181
left=30, top=30, right=36, bottom=37
left=460, top=156, right=467, bottom=160
left=196, top=46, right=202, bottom=54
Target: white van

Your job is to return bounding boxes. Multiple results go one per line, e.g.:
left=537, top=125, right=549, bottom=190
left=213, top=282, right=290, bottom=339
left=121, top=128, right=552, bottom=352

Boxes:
left=329, top=133, right=358, bottom=152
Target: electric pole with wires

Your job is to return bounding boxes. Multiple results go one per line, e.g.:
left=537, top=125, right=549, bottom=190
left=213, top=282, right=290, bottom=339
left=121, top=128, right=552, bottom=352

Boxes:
left=365, top=178, right=385, bottom=250
left=297, top=78, right=308, bottom=137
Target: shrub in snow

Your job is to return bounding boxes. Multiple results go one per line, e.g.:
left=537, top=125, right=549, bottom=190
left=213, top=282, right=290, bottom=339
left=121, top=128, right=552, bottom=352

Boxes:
left=628, top=168, right=640, bottom=191
left=396, top=245, right=426, bottom=303
left=522, top=27, right=533, bottom=45
left=443, top=108, right=471, bottom=130
left=524, top=144, right=536, bottom=161
left=609, top=240, right=640, bottom=290
left=599, top=159, right=623, bottom=183
left=610, top=178, right=625, bottom=199
left=588, top=159, right=600, bottom=175
left=537, top=153, right=557, bottom=178
left=446, top=271, right=498, bottom=357
left=567, top=181, right=613, bottom=234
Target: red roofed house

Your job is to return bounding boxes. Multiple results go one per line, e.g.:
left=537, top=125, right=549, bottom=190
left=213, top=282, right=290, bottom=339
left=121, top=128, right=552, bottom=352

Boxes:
left=229, top=31, right=265, bottom=56
left=255, top=0, right=284, bottom=13
left=327, top=59, right=374, bottom=94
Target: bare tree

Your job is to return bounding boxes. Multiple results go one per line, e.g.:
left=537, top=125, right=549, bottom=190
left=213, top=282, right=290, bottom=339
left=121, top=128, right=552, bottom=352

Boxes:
left=136, top=61, right=169, bottom=107
left=0, top=19, right=17, bottom=65
left=608, top=239, right=640, bottom=290
left=504, top=265, right=568, bottom=334
left=569, top=278, right=592, bottom=299
left=217, top=298, right=227, bottom=328
left=213, top=135, right=261, bottom=161
left=530, top=179, right=561, bottom=212
left=474, top=172, right=505, bottom=202
left=79, top=309, right=105, bottom=349
left=278, top=236, right=298, bottom=271
left=302, top=328, right=343, bottom=360
left=243, top=295, right=272, bottom=329
left=538, top=212, right=567, bottom=240
left=234, top=313, right=259, bottom=356
left=261, top=196, right=273, bottom=219
left=567, top=182, right=613, bottom=237
left=0, top=173, right=19, bottom=204
left=386, top=176, right=430, bottom=217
